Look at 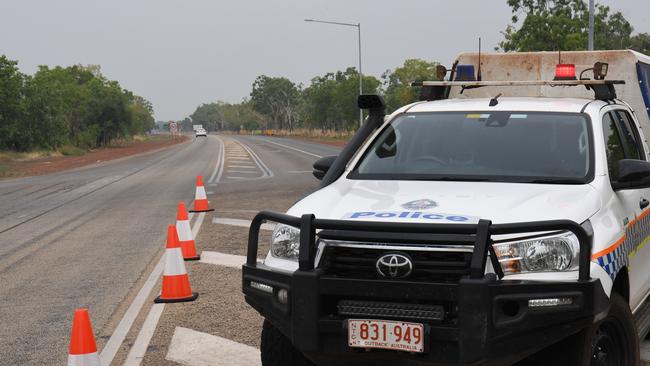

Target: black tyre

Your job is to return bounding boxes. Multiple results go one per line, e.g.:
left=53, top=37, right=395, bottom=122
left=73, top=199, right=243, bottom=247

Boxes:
left=519, top=292, right=639, bottom=366
left=260, top=320, right=315, bottom=366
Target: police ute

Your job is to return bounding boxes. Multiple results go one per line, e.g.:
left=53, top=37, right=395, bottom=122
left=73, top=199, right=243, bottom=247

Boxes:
left=243, top=50, right=650, bottom=366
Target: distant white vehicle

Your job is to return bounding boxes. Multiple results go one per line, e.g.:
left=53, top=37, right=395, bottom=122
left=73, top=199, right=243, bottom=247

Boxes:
left=195, top=129, right=207, bottom=137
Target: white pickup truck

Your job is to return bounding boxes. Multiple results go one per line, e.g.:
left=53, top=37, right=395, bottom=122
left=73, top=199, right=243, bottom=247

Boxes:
left=243, top=50, right=650, bottom=366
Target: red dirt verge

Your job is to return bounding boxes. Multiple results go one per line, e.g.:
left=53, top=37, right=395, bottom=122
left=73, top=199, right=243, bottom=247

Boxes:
left=0, top=135, right=188, bottom=179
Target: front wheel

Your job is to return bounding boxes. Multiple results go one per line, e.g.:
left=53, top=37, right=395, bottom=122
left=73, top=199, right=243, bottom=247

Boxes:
left=521, top=292, right=639, bottom=366
left=260, top=320, right=315, bottom=366
left=589, top=292, right=639, bottom=366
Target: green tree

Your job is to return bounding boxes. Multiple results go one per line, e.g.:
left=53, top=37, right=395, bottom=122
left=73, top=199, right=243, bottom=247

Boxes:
left=249, top=76, right=301, bottom=130
left=302, top=67, right=380, bottom=130
left=498, top=0, right=644, bottom=53
left=0, top=55, right=26, bottom=150
left=382, top=59, right=439, bottom=113
left=630, top=33, right=650, bottom=55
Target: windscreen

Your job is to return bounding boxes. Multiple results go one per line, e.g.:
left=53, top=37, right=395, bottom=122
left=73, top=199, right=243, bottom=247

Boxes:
left=352, top=112, right=591, bottom=183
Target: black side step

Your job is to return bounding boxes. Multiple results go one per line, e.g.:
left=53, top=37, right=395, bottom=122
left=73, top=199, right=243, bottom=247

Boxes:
left=634, top=296, right=650, bottom=339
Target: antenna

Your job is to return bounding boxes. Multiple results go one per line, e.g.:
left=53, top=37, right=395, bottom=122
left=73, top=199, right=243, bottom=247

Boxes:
left=477, top=37, right=482, bottom=81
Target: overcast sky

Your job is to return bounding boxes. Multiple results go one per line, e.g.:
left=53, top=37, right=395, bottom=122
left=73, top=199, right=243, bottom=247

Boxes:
left=2, top=1, right=648, bottom=120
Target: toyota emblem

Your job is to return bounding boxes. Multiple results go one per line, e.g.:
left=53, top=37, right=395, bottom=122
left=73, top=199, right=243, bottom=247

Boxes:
left=376, top=253, right=413, bottom=279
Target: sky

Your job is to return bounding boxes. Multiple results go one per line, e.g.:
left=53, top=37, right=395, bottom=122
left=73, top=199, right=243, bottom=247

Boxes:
left=2, top=1, right=649, bottom=121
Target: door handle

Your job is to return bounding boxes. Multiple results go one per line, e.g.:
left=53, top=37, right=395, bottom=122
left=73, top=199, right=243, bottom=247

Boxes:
left=641, top=198, right=649, bottom=210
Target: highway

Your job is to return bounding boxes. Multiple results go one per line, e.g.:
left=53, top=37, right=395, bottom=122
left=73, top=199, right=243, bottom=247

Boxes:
left=2, top=134, right=650, bottom=365
left=0, top=134, right=339, bottom=365
left=0, top=136, right=221, bottom=365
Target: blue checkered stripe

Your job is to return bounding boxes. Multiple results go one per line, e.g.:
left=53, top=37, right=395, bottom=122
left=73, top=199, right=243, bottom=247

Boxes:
left=595, top=211, right=650, bottom=279
left=595, top=243, right=628, bottom=279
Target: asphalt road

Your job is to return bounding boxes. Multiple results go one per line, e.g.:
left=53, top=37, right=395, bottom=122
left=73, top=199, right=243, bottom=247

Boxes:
left=0, top=136, right=221, bottom=365
left=137, top=134, right=341, bottom=365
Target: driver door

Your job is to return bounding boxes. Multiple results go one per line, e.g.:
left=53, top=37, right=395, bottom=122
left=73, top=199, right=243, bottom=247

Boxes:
left=603, top=107, right=650, bottom=308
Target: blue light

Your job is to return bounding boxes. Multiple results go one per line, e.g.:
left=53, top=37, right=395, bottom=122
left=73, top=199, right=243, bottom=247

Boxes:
left=455, top=65, right=476, bottom=81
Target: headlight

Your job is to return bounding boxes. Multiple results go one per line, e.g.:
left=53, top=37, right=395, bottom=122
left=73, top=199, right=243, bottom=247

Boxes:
left=493, top=232, right=580, bottom=274
left=270, top=224, right=300, bottom=261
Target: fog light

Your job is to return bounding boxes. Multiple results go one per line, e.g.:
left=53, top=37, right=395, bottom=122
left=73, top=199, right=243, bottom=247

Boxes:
left=528, top=297, right=573, bottom=307
left=250, top=281, right=273, bottom=294
left=277, top=288, right=288, bottom=304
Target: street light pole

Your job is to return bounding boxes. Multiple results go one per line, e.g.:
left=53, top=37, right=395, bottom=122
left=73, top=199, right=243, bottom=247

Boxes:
left=588, top=0, right=595, bottom=50
left=305, top=18, right=364, bottom=128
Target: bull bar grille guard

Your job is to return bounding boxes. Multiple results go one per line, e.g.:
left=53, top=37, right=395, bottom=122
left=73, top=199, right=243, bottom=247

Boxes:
left=246, top=211, right=593, bottom=282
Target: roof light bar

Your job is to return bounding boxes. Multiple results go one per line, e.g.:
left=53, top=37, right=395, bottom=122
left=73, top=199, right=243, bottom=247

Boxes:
left=411, top=80, right=624, bottom=87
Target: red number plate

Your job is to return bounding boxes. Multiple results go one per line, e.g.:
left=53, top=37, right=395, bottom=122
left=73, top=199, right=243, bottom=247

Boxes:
left=348, top=319, right=424, bottom=353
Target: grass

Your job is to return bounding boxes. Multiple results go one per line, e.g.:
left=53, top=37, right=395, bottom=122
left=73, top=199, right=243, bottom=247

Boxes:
left=108, top=134, right=173, bottom=147
left=58, top=145, right=86, bottom=156
left=245, top=128, right=353, bottom=142
left=0, top=149, right=59, bottom=162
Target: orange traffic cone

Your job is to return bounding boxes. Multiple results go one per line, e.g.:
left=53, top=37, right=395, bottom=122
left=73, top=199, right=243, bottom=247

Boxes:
left=155, top=224, right=198, bottom=303
left=189, top=176, right=214, bottom=213
left=177, top=202, right=200, bottom=261
left=67, top=308, right=100, bottom=366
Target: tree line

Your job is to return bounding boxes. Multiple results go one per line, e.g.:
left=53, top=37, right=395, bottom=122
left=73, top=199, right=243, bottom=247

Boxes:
left=0, top=55, right=155, bottom=152
left=187, top=0, right=650, bottom=133
left=187, top=59, right=439, bottom=133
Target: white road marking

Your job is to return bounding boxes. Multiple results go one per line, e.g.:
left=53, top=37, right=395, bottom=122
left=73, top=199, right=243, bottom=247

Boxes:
left=208, top=137, right=225, bottom=184
left=119, top=211, right=206, bottom=366
left=166, top=327, right=261, bottom=366
left=199, top=251, right=249, bottom=269
left=227, top=170, right=259, bottom=174
left=208, top=136, right=224, bottom=183
left=99, top=256, right=165, bottom=365
left=263, top=139, right=323, bottom=158
left=212, top=217, right=275, bottom=231
left=238, top=140, right=274, bottom=179
left=123, top=304, right=165, bottom=366
left=99, top=210, right=196, bottom=365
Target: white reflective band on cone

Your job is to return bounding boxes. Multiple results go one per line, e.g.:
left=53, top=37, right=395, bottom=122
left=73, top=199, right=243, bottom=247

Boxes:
left=195, top=186, right=207, bottom=200
left=164, top=248, right=188, bottom=276
left=67, top=353, right=100, bottom=366
left=176, top=220, right=193, bottom=241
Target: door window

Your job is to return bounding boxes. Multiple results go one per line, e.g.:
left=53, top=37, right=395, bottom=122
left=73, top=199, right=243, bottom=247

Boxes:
left=601, top=113, right=626, bottom=179
left=613, top=110, right=645, bottom=160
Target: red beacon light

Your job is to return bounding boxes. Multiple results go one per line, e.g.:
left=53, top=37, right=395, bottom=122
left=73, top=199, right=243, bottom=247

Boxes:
left=554, top=64, right=577, bottom=81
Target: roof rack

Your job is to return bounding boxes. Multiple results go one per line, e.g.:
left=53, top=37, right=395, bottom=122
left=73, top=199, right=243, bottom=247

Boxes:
left=412, top=79, right=625, bottom=102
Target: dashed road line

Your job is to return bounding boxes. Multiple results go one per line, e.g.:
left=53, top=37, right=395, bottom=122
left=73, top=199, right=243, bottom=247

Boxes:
left=227, top=170, right=259, bottom=174
left=166, top=327, right=261, bottom=366
left=123, top=304, right=165, bottom=366
left=212, top=217, right=275, bottom=231
left=199, top=251, right=249, bottom=269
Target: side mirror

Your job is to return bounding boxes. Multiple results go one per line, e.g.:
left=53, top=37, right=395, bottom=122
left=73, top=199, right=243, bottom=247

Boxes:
left=613, top=159, right=650, bottom=190
left=313, top=155, right=337, bottom=180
